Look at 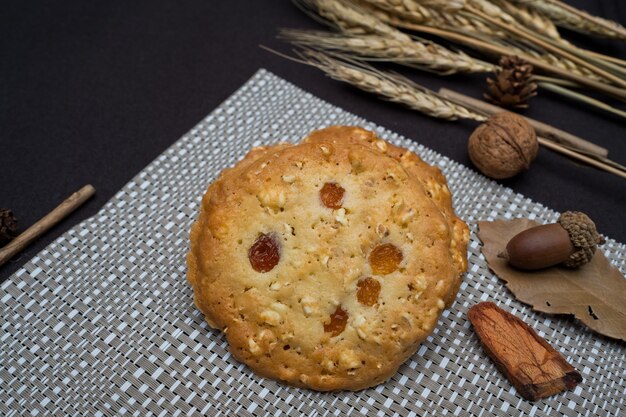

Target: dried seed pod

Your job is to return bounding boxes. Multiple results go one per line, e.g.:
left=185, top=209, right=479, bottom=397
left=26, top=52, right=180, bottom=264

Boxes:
left=485, top=56, right=538, bottom=109
left=0, top=208, right=18, bottom=247
left=499, top=211, right=604, bottom=270
left=468, top=112, right=538, bottom=179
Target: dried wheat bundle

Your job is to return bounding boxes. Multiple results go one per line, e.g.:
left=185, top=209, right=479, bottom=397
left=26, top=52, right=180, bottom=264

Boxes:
left=509, top=0, right=626, bottom=41
left=279, top=29, right=496, bottom=74
left=361, top=0, right=607, bottom=82
left=365, top=0, right=626, bottom=87
left=295, top=48, right=486, bottom=121
left=294, top=0, right=626, bottom=98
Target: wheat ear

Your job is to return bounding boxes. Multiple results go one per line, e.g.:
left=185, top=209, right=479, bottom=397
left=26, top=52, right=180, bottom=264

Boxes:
left=357, top=0, right=607, bottom=82
left=490, top=0, right=562, bottom=41
left=510, top=0, right=626, bottom=41
left=460, top=3, right=626, bottom=87
left=294, top=48, right=486, bottom=121
left=279, top=29, right=495, bottom=74
left=381, top=0, right=625, bottom=85
left=358, top=0, right=505, bottom=38
left=294, top=0, right=411, bottom=41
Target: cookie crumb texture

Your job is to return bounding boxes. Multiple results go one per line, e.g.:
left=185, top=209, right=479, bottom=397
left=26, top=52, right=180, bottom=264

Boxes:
left=187, top=126, right=469, bottom=391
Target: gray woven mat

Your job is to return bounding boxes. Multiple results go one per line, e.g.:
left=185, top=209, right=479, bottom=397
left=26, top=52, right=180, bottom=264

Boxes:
left=2, top=69, right=625, bottom=417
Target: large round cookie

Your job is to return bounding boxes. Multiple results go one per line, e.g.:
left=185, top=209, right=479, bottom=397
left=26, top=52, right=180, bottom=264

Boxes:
left=187, top=126, right=469, bottom=391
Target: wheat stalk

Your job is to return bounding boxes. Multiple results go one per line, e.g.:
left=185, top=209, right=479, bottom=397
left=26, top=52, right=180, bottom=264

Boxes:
left=510, top=0, right=626, bottom=40
left=465, top=0, right=517, bottom=24
left=358, top=0, right=505, bottom=38
left=493, top=37, right=605, bottom=81
left=465, top=1, right=626, bottom=78
left=279, top=29, right=496, bottom=74
left=294, top=48, right=486, bottom=121
left=531, top=50, right=605, bottom=81
left=461, top=3, right=626, bottom=87
left=295, top=0, right=626, bottom=98
left=379, top=0, right=626, bottom=85
left=490, top=0, right=562, bottom=41
left=383, top=17, right=626, bottom=98
left=360, top=0, right=620, bottom=84
left=295, top=0, right=411, bottom=41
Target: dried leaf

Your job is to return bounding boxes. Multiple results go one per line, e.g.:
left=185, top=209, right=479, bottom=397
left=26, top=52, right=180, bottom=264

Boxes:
left=477, top=219, right=626, bottom=341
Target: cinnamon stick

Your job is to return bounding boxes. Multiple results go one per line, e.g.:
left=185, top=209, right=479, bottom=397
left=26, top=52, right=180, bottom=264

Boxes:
left=468, top=302, right=582, bottom=401
left=0, top=185, right=96, bottom=267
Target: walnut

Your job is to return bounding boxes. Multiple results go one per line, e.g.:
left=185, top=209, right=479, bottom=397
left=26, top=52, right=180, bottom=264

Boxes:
left=468, top=112, right=538, bottom=179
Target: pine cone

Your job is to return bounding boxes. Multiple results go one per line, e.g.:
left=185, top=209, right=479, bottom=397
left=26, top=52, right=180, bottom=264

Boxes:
left=485, top=56, right=537, bottom=109
left=0, top=208, right=18, bottom=247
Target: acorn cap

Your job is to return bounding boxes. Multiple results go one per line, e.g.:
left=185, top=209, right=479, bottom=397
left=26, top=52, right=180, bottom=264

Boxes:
left=558, top=211, right=605, bottom=268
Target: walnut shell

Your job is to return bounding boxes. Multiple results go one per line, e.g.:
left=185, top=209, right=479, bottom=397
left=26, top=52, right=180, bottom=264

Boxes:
left=468, top=112, right=538, bottom=179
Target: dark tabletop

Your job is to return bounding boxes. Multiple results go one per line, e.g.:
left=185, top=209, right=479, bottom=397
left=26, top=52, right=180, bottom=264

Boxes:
left=1, top=0, right=625, bottom=283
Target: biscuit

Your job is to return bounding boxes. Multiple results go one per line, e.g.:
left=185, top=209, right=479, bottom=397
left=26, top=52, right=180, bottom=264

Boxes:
left=187, top=126, right=469, bottom=390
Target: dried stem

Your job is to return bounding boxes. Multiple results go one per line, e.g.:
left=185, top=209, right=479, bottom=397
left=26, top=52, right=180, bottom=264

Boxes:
left=537, top=82, right=626, bottom=121
left=522, top=30, right=626, bottom=80
left=538, top=140, right=626, bottom=180
left=525, top=49, right=604, bottom=82
left=438, top=87, right=608, bottom=157
left=585, top=51, right=626, bottom=69
left=437, top=88, right=626, bottom=178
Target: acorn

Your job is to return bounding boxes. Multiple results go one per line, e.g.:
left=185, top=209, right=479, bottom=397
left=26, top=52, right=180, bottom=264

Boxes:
left=499, top=211, right=605, bottom=270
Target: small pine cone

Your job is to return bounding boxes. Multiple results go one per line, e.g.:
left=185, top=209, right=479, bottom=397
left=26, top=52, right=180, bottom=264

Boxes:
left=485, top=55, right=538, bottom=109
left=0, top=208, right=18, bottom=246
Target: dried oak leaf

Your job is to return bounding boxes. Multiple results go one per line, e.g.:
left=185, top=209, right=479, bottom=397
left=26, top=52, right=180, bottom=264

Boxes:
left=478, top=219, right=626, bottom=341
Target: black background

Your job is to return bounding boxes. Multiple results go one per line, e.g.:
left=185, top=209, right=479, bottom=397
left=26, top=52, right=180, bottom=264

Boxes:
left=1, top=1, right=625, bottom=282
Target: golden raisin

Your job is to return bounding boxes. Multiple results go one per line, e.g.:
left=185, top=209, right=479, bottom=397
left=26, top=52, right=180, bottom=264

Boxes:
left=248, top=233, right=280, bottom=272
left=369, top=243, right=403, bottom=275
left=356, top=278, right=381, bottom=306
left=323, top=306, right=348, bottom=337
left=320, top=182, right=345, bottom=209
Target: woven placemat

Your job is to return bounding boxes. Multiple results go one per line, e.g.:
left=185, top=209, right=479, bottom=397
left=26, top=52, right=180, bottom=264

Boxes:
left=1, top=69, right=624, bottom=417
